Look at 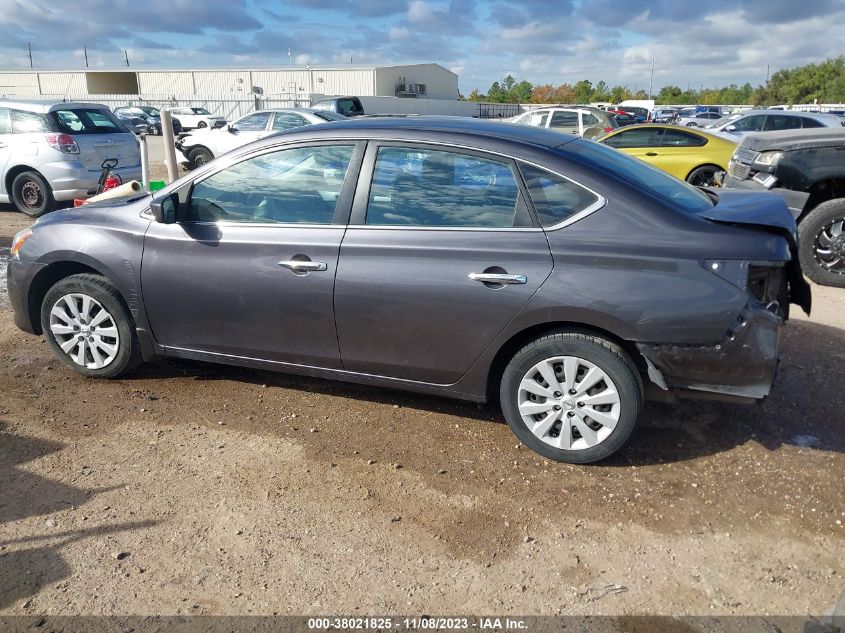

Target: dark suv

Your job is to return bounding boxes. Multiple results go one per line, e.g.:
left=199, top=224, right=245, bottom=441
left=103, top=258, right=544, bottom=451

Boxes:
left=724, top=128, right=845, bottom=287
left=113, top=106, right=182, bottom=136
left=312, top=96, right=365, bottom=117
left=7, top=117, right=810, bottom=464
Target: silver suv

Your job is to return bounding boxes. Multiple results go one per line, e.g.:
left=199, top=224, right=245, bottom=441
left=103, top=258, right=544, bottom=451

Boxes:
left=0, top=100, right=141, bottom=216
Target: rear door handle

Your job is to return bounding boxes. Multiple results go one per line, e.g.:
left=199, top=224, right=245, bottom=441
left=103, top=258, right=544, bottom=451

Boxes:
left=469, top=272, right=527, bottom=285
left=278, top=260, right=327, bottom=273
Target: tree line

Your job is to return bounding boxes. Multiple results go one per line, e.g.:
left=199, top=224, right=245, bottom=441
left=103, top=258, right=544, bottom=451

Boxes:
left=463, top=57, right=845, bottom=106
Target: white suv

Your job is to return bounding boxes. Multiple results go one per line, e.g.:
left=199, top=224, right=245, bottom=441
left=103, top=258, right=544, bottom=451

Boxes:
left=0, top=100, right=141, bottom=216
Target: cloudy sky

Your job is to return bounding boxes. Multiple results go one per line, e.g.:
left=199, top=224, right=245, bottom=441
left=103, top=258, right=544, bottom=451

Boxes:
left=0, top=0, right=842, bottom=93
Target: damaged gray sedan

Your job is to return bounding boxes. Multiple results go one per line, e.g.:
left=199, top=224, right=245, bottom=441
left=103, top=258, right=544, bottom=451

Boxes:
left=6, top=118, right=811, bottom=463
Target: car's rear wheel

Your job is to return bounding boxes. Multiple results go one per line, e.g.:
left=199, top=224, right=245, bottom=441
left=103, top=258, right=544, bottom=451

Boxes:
left=798, top=198, right=845, bottom=288
left=687, top=164, right=723, bottom=187
left=40, top=274, right=142, bottom=378
left=685, top=122, right=697, bottom=127
left=188, top=147, right=214, bottom=168
left=500, top=332, right=642, bottom=464
left=11, top=171, right=54, bottom=217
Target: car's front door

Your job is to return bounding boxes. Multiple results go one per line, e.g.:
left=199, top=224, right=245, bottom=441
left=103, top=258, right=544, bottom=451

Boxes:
left=333, top=143, right=554, bottom=384
left=141, top=142, right=364, bottom=368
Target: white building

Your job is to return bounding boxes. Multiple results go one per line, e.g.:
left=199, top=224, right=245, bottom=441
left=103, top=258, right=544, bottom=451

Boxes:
left=0, top=63, right=458, bottom=102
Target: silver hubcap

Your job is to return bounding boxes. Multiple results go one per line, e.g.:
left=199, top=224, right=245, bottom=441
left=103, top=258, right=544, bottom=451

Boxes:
left=815, top=217, right=845, bottom=274
left=49, top=293, right=120, bottom=369
left=518, top=356, right=621, bottom=451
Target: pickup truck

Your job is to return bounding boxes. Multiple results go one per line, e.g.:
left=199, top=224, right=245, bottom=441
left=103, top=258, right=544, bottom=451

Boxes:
left=723, top=128, right=845, bottom=287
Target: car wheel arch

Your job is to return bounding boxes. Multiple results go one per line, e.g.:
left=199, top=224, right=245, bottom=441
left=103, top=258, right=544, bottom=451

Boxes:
left=685, top=163, right=724, bottom=182
left=5, top=164, right=43, bottom=194
left=484, top=321, right=649, bottom=402
left=27, top=260, right=121, bottom=334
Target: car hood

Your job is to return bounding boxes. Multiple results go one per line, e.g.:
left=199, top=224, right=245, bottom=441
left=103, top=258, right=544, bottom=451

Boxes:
left=700, top=190, right=811, bottom=314
left=741, top=128, right=845, bottom=152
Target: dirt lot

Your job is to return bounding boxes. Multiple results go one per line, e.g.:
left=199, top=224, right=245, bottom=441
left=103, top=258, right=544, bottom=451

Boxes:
left=0, top=145, right=843, bottom=619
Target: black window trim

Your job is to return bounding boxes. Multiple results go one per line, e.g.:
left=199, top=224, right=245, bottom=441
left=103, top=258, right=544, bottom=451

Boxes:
left=177, top=140, right=366, bottom=227
left=348, top=140, right=542, bottom=231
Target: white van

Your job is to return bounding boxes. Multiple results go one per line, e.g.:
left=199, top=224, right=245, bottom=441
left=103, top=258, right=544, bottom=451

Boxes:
left=0, top=100, right=141, bottom=216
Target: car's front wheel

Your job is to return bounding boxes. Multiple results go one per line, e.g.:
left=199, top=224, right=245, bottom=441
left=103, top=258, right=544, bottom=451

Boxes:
left=40, top=274, right=142, bottom=378
left=188, top=146, right=214, bottom=168
left=500, top=332, right=643, bottom=464
left=197, top=120, right=208, bottom=129
left=798, top=198, right=845, bottom=287
left=11, top=171, right=54, bottom=217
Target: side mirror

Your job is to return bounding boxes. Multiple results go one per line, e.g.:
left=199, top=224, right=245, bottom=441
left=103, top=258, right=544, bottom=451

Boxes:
left=725, top=125, right=737, bottom=132
left=151, top=192, right=178, bottom=224
left=212, top=120, right=227, bottom=130
left=227, top=124, right=237, bottom=133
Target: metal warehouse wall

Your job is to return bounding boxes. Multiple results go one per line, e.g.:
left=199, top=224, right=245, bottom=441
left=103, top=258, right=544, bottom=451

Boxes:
left=375, top=64, right=459, bottom=100
left=137, top=72, right=194, bottom=95
left=0, top=72, right=40, bottom=97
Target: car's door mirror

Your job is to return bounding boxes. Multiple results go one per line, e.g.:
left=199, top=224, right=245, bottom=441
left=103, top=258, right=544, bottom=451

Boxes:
left=212, top=120, right=227, bottom=130
left=151, top=192, right=178, bottom=224
left=725, top=124, right=737, bottom=132
left=227, top=124, right=237, bottom=133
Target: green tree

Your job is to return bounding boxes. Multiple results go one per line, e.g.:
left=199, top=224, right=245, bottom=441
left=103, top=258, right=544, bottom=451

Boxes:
left=591, top=80, right=610, bottom=102
left=467, top=88, right=485, bottom=102
left=573, top=80, right=593, bottom=103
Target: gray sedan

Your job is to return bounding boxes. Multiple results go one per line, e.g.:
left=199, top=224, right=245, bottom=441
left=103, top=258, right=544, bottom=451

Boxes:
left=7, top=117, right=810, bottom=463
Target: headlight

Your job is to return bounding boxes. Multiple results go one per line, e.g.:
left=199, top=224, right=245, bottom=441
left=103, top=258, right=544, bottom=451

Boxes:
left=752, top=151, right=783, bottom=169
left=10, top=229, right=33, bottom=259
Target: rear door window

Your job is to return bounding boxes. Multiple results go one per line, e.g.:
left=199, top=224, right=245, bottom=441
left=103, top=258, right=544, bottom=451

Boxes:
left=11, top=110, right=49, bottom=133
left=50, top=109, right=125, bottom=134
left=365, top=146, right=530, bottom=228
left=549, top=111, right=579, bottom=129
left=801, top=117, right=824, bottom=128
left=764, top=115, right=802, bottom=131
left=660, top=129, right=707, bottom=147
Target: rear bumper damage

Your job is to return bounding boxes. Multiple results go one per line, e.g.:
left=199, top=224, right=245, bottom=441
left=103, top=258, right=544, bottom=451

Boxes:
left=638, top=300, right=783, bottom=403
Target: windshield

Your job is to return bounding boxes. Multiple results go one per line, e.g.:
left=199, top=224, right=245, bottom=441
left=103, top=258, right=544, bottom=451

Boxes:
left=705, top=113, right=742, bottom=128
left=139, top=106, right=160, bottom=117
left=50, top=108, right=128, bottom=135
left=313, top=111, right=348, bottom=122
left=567, top=140, right=715, bottom=213
left=192, top=108, right=211, bottom=115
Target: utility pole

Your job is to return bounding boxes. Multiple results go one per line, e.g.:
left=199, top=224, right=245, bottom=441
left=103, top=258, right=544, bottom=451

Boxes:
left=124, top=49, right=130, bottom=67
left=649, top=56, right=654, bottom=99
left=83, top=45, right=89, bottom=68
left=27, top=42, right=33, bottom=68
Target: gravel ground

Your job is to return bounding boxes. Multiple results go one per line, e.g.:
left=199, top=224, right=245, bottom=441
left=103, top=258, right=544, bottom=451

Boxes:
left=0, top=141, right=843, bottom=618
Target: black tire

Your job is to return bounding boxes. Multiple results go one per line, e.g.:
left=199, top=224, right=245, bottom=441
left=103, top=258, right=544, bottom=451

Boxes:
left=197, top=120, right=208, bottom=129
left=798, top=198, right=845, bottom=288
left=11, top=171, right=54, bottom=217
left=188, top=146, right=214, bottom=168
left=500, top=332, right=643, bottom=464
left=685, top=122, right=697, bottom=127
left=686, top=164, right=723, bottom=187
left=40, top=274, right=142, bottom=378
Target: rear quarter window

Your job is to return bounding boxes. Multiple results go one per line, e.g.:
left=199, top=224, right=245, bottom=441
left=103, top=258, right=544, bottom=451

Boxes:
left=520, top=163, right=600, bottom=227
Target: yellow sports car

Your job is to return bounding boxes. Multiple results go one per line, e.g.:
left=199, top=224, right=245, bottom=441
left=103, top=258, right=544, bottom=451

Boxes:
left=597, top=124, right=737, bottom=186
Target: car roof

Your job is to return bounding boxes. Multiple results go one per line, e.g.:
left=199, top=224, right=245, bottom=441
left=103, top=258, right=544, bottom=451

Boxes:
left=0, top=99, right=111, bottom=113
left=733, top=108, right=841, bottom=121
left=603, top=123, right=735, bottom=143
left=257, top=116, right=579, bottom=151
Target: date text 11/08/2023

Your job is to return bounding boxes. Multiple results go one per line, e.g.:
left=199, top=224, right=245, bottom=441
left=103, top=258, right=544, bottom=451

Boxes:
left=306, top=617, right=528, bottom=630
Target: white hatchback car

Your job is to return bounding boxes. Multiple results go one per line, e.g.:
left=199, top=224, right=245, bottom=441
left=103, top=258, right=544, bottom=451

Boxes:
left=176, top=108, right=347, bottom=169
left=0, top=100, right=141, bottom=216
left=169, top=107, right=227, bottom=130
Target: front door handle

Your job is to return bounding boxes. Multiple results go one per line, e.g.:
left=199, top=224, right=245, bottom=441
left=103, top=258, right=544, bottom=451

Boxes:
left=645, top=152, right=658, bottom=156
left=469, top=272, right=527, bottom=285
left=278, top=260, right=327, bottom=273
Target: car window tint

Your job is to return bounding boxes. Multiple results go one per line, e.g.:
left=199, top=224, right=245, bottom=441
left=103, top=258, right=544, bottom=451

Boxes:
left=520, top=163, right=599, bottom=227
left=235, top=112, right=272, bottom=131
left=603, top=128, right=664, bottom=148
left=0, top=108, right=10, bottom=134
left=50, top=109, right=123, bottom=134
left=517, top=111, right=548, bottom=127
left=582, top=113, right=599, bottom=125
left=764, top=115, right=802, bottom=131
left=549, top=111, right=578, bottom=128
left=366, top=146, right=525, bottom=228
left=801, top=117, right=824, bottom=128
left=187, top=145, right=355, bottom=224
left=338, top=99, right=362, bottom=115
left=272, top=113, right=308, bottom=131
left=660, top=129, right=707, bottom=147
left=11, top=110, right=48, bottom=133
left=732, top=115, right=766, bottom=131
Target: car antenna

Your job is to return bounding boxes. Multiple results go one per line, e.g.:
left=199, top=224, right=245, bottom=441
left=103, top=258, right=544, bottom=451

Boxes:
left=61, top=72, right=76, bottom=103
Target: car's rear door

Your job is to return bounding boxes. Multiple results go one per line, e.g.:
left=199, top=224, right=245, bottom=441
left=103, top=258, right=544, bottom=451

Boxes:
left=333, top=142, right=554, bottom=384
left=0, top=108, right=11, bottom=197
left=548, top=110, right=580, bottom=135
left=141, top=141, right=364, bottom=367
